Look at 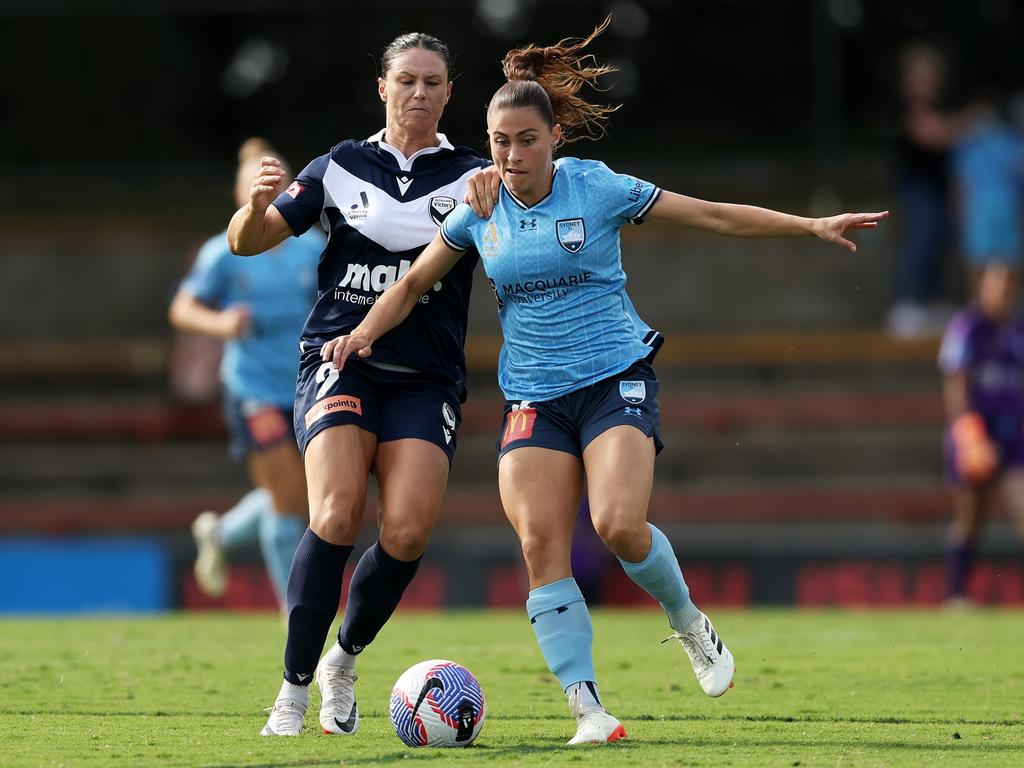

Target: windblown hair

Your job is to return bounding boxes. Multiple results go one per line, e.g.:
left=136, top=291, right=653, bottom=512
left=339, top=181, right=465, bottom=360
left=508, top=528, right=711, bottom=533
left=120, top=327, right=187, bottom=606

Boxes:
left=490, top=16, right=618, bottom=145
left=381, top=32, right=453, bottom=79
left=237, top=137, right=277, bottom=166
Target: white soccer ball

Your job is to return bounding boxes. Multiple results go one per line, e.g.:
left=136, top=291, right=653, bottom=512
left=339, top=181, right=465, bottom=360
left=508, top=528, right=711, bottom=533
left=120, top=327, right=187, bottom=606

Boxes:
left=389, top=659, right=486, bottom=747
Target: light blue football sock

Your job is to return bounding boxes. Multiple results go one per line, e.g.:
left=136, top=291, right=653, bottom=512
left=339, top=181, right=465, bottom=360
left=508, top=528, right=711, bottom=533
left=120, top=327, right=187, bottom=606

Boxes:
left=617, top=524, right=701, bottom=631
left=217, top=488, right=271, bottom=550
left=259, top=510, right=306, bottom=609
left=526, top=578, right=596, bottom=690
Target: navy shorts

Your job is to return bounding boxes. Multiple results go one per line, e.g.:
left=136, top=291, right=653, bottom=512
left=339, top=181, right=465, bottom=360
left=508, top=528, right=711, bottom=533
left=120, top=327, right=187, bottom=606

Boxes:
left=496, top=359, right=663, bottom=461
left=223, top=393, right=295, bottom=462
left=293, top=352, right=462, bottom=464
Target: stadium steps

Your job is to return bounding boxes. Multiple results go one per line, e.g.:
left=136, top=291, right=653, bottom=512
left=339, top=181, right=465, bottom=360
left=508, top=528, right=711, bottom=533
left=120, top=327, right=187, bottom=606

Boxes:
left=0, top=330, right=940, bottom=379
left=0, top=330, right=958, bottom=537
left=0, top=395, right=944, bottom=493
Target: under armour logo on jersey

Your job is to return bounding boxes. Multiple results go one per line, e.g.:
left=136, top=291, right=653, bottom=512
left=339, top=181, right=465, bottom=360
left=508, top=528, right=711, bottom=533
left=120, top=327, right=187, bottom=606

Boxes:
left=396, top=175, right=413, bottom=196
left=519, top=218, right=537, bottom=231
left=624, top=406, right=643, bottom=417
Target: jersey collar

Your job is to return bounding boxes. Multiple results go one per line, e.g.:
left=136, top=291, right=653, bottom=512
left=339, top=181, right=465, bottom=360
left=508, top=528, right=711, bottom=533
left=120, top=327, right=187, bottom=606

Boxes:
left=502, top=164, right=559, bottom=210
left=366, top=128, right=454, bottom=172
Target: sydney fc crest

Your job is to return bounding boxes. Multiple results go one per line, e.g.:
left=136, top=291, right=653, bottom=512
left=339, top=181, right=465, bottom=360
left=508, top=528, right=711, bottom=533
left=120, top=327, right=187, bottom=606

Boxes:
left=429, top=196, right=457, bottom=226
left=619, top=380, right=646, bottom=404
left=556, top=218, right=586, bottom=253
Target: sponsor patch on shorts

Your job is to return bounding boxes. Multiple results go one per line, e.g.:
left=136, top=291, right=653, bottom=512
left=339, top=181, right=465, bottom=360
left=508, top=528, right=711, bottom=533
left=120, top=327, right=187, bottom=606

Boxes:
left=500, top=407, right=537, bottom=449
left=244, top=404, right=289, bottom=447
left=304, top=394, right=362, bottom=428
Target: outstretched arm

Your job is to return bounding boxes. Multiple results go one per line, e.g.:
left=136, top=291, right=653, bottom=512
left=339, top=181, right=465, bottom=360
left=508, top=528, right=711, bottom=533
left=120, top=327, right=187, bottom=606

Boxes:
left=227, top=156, right=294, bottom=255
left=169, top=290, right=250, bottom=339
left=320, top=233, right=465, bottom=369
left=646, top=191, right=889, bottom=253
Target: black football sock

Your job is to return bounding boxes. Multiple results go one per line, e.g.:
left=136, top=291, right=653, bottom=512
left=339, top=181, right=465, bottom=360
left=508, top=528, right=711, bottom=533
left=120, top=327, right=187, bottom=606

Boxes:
left=337, top=540, right=421, bottom=654
left=283, top=528, right=353, bottom=685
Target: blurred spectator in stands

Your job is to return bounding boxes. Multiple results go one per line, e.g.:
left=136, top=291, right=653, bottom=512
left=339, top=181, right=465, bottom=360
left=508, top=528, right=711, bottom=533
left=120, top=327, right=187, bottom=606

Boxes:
left=951, top=89, right=1024, bottom=292
left=169, top=138, right=323, bottom=611
left=887, top=43, right=976, bottom=338
left=938, top=260, right=1024, bottom=605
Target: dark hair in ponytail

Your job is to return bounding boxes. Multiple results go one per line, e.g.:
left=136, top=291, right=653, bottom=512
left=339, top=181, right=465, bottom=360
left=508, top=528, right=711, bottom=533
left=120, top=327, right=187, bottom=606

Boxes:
left=488, top=16, right=618, bottom=145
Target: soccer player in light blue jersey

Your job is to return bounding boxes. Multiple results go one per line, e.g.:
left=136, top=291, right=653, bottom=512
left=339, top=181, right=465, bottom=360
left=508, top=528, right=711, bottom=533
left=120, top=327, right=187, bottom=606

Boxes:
left=171, top=138, right=320, bottom=613
left=322, top=18, right=888, bottom=745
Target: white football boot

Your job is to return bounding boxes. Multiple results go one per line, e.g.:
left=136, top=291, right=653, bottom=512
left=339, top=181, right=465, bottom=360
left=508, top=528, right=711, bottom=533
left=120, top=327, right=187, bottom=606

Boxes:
left=190, top=511, right=227, bottom=597
left=260, top=697, right=307, bottom=736
left=663, top=611, right=735, bottom=697
left=566, top=687, right=627, bottom=745
left=315, top=660, right=360, bottom=735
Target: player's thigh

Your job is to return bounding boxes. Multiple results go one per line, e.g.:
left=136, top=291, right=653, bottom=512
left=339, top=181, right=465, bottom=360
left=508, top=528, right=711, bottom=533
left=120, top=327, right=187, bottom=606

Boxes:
left=373, top=438, right=451, bottom=559
left=583, top=425, right=656, bottom=560
left=303, top=424, right=377, bottom=544
left=247, top=441, right=308, bottom=517
left=498, top=446, right=582, bottom=581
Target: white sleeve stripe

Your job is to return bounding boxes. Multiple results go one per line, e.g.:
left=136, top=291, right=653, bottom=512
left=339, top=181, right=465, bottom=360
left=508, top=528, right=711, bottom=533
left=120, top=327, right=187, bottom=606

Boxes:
left=628, top=187, right=662, bottom=223
left=439, top=227, right=469, bottom=252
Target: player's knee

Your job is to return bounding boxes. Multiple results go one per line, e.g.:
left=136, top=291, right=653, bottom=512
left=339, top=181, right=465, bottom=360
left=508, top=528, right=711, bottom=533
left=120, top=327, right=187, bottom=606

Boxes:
left=309, top=493, right=362, bottom=542
left=518, top=531, right=559, bottom=570
left=592, top=515, right=645, bottom=558
left=380, top=525, right=431, bottom=561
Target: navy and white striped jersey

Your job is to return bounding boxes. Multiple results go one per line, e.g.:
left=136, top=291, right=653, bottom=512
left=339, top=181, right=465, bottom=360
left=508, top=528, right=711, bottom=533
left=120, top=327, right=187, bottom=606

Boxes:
left=272, top=130, right=489, bottom=396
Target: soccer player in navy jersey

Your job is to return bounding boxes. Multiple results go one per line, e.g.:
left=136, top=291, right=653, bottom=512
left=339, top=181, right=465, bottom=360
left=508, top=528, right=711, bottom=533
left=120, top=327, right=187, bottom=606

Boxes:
left=227, top=33, right=497, bottom=737
left=323, top=18, right=889, bottom=744
left=170, top=138, right=320, bottom=612
left=939, top=260, right=1024, bottom=604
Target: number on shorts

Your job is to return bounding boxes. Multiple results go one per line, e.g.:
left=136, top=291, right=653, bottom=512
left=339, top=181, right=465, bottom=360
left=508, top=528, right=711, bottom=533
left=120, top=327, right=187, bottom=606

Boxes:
left=315, top=362, right=339, bottom=400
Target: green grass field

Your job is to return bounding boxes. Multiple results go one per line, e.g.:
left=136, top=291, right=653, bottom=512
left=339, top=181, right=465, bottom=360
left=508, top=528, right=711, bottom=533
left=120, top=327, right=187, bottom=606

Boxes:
left=1, top=609, right=1022, bottom=767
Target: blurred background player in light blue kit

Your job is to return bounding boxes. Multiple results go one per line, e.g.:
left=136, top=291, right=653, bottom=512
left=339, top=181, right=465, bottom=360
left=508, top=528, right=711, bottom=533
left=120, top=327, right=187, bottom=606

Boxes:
left=321, top=18, right=888, bottom=745
left=170, top=137, right=321, bottom=611
left=951, top=91, right=1024, bottom=290
left=939, top=261, right=1024, bottom=604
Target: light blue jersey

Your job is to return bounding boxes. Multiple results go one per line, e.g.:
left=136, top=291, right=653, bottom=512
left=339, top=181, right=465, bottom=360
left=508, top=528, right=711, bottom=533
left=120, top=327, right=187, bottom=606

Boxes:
left=952, top=117, right=1024, bottom=263
left=182, top=229, right=323, bottom=406
left=441, top=157, right=661, bottom=401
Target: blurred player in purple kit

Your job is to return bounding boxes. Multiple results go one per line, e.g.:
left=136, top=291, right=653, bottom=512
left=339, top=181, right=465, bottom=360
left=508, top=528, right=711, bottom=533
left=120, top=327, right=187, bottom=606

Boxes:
left=939, top=261, right=1024, bottom=604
